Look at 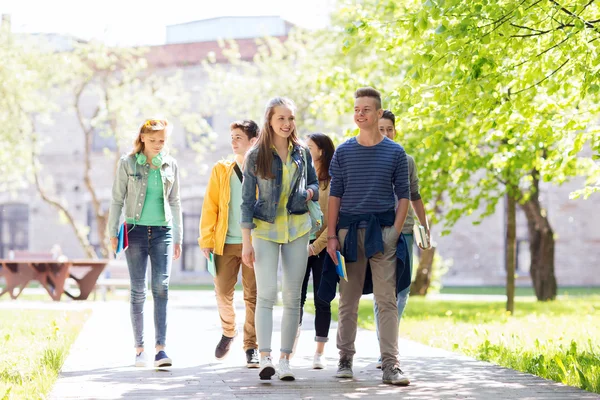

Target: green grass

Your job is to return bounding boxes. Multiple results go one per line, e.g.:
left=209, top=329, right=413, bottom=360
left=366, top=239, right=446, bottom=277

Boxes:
left=439, top=286, right=600, bottom=296
left=0, top=309, right=90, bottom=400
left=306, top=295, right=600, bottom=394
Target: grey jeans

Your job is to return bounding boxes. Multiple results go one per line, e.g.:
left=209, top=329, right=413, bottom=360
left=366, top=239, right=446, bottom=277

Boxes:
left=253, top=233, right=309, bottom=354
left=337, top=226, right=400, bottom=368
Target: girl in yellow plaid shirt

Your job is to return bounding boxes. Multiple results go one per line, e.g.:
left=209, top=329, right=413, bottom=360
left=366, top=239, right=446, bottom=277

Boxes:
left=240, top=97, right=319, bottom=381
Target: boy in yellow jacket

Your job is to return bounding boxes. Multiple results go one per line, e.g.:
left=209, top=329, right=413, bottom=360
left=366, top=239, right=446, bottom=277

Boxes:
left=199, top=120, right=259, bottom=367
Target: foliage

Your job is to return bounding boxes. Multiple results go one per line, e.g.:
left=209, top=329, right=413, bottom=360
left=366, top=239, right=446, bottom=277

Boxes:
left=0, top=29, right=63, bottom=191
left=32, top=40, right=211, bottom=257
left=0, top=309, right=89, bottom=399
left=322, top=0, right=600, bottom=232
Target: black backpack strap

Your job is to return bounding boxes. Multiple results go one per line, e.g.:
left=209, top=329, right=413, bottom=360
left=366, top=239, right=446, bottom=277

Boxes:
left=233, top=163, right=243, bottom=183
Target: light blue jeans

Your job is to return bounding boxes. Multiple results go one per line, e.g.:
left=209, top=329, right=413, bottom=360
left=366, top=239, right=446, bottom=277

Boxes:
left=125, top=225, right=173, bottom=349
left=253, top=233, right=309, bottom=354
left=374, top=234, right=414, bottom=341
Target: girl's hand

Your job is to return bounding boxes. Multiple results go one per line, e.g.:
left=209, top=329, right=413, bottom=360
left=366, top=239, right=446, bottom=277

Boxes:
left=306, top=188, right=314, bottom=202
left=242, top=244, right=255, bottom=268
left=110, top=237, right=118, bottom=253
left=173, top=244, right=182, bottom=260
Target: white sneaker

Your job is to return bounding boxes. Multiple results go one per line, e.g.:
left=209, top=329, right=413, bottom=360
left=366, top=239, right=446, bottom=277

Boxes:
left=312, top=353, right=326, bottom=369
left=278, top=358, right=295, bottom=381
left=259, top=356, right=276, bottom=380
left=134, top=351, right=147, bottom=367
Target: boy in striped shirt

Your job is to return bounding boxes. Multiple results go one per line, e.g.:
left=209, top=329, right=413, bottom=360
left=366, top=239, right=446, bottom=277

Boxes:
left=327, top=87, right=410, bottom=386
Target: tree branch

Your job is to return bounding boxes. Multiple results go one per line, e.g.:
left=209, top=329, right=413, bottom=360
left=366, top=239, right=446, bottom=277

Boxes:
left=512, top=58, right=570, bottom=95
left=26, top=115, right=97, bottom=259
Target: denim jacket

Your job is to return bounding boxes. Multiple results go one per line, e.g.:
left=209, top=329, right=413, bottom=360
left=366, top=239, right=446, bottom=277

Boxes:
left=108, top=154, right=183, bottom=244
left=241, top=144, right=319, bottom=229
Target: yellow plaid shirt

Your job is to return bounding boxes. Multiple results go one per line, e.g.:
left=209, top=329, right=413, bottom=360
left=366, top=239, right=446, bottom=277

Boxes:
left=253, top=144, right=311, bottom=244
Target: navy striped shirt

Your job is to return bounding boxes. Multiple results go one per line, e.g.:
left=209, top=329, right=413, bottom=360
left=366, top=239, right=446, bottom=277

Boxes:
left=329, top=137, right=409, bottom=214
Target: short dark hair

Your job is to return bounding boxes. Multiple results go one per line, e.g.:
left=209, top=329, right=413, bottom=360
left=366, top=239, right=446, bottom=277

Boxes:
left=230, top=119, right=259, bottom=139
left=354, top=87, right=382, bottom=109
left=381, top=109, right=395, bottom=125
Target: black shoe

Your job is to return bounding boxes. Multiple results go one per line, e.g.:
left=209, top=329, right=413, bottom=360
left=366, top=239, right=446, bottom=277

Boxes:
left=215, top=334, right=236, bottom=359
left=246, top=349, right=259, bottom=368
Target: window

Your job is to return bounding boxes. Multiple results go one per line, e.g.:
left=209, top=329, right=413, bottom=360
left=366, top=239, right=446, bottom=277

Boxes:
left=0, top=204, right=29, bottom=258
left=182, top=197, right=205, bottom=272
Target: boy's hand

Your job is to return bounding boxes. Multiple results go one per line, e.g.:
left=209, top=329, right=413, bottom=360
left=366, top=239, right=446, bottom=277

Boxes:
left=201, top=248, right=213, bottom=259
left=327, top=237, right=340, bottom=265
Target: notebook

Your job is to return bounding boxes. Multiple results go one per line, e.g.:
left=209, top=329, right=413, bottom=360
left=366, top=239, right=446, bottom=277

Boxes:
left=336, top=251, right=348, bottom=282
left=115, top=222, right=129, bottom=255
left=207, top=251, right=217, bottom=277
left=413, top=224, right=431, bottom=249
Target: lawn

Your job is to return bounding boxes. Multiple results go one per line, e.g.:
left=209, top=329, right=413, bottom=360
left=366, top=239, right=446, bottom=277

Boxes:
left=0, top=309, right=90, bottom=400
left=306, top=295, right=600, bottom=394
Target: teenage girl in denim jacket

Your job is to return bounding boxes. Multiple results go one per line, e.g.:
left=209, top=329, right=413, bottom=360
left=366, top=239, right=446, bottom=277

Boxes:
left=108, top=118, right=182, bottom=369
left=240, top=97, right=319, bottom=381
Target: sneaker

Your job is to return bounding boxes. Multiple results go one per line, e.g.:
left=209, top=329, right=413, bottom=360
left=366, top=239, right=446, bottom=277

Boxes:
left=313, top=353, right=326, bottom=369
left=335, top=355, right=353, bottom=378
left=376, top=356, right=382, bottom=369
left=382, top=364, right=410, bottom=386
left=215, top=334, right=236, bottom=359
left=154, top=350, right=172, bottom=368
left=259, top=356, right=276, bottom=380
left=134, top=351, right=146, bottom=367
left=278, top=358, right=295, bottom=381
left=246, top=349, right=260, bottom=368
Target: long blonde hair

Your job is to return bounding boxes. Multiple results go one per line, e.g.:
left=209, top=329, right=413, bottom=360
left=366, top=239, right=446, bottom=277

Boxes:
left=130, top=118, right=171, bottom=155
left=255, top=97, right=302, bottom=179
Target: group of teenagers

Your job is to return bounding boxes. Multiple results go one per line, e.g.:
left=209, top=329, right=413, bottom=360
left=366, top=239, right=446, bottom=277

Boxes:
left=108, top=87, right=430, bottom=387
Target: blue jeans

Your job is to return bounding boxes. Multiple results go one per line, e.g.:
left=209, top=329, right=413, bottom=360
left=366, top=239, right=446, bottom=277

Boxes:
left=253, top=233, right=309, bottom=354
left=125, top=225, right=173, bottom=348
left=374, top=233, right=413, bottom=341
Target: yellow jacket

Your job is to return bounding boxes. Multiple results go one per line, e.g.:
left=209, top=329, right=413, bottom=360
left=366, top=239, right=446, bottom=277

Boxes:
left=198, top=160, right=236, bottom=256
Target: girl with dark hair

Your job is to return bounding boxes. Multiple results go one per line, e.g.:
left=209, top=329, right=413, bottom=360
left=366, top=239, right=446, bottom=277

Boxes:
left=296, top=132, right=335, bottom=369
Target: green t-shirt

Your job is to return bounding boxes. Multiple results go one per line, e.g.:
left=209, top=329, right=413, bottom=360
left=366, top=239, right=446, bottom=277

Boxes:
left=225, top=164, right=243, bottom=244
left=128, top=168, right=169, bottom=227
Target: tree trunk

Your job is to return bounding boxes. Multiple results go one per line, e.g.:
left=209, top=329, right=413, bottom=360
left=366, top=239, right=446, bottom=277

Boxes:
left=520, top=175, right=557, bottom=301
left=410, top=246, right=436, bottom=296
left=505, top=194, right=517, bottom=314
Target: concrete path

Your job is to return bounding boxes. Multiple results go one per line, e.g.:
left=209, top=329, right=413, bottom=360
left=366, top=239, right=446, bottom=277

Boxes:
left=48, top=291, right=599, bottom=399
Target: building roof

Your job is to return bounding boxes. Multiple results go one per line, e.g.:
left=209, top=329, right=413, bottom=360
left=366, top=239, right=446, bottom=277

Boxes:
left=144, top=36, right=287, bottom=68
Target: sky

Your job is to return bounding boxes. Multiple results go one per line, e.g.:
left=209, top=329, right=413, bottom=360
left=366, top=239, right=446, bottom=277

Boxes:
left=1, top=0, right=335, bottom=46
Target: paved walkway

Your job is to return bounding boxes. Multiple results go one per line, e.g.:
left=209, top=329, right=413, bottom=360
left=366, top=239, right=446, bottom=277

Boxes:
left=47, top=291, right=599, bottom=400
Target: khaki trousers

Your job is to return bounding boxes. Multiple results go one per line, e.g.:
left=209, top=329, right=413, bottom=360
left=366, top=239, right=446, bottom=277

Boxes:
left=214, top=244, right=257, bottom=351
left=337, top=226, right=399, bottom=368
